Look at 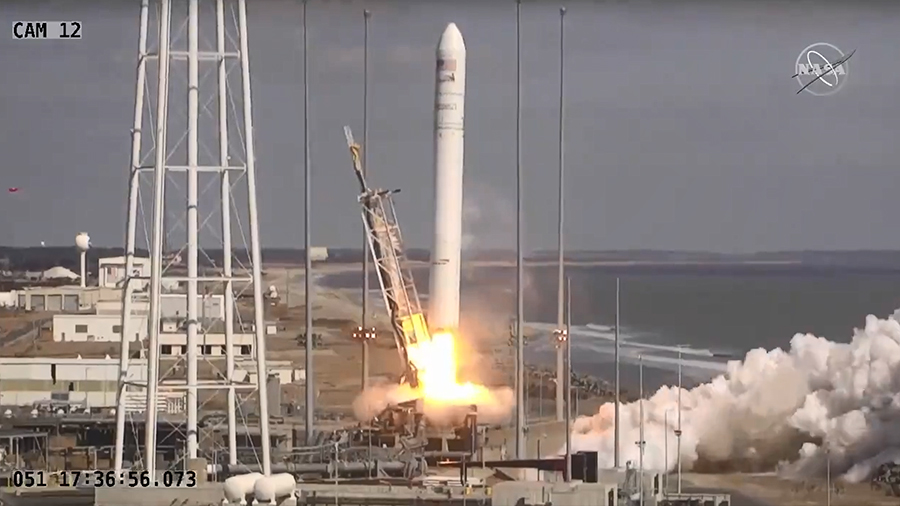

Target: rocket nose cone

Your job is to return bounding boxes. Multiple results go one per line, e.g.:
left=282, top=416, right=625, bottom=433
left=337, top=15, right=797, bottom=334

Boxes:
left=438, top=22, right=465, bottom=54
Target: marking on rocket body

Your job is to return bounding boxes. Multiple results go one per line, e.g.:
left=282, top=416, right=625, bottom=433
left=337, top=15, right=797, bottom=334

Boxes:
left=437, top=58, right=457, bottom=71
left=432, top=259, right=450, bottom=266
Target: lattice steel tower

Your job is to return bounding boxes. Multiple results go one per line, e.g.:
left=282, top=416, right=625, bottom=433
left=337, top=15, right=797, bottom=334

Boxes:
left=113, top=0, right=272, bottom=476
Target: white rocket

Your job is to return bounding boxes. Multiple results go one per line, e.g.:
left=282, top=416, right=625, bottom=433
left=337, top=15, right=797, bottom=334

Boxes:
left=428, top=23, right=466, bottom=334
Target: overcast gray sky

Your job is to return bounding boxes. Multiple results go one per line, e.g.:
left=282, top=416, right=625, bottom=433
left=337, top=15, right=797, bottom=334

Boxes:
left=1, top=0, right=899, bottom=252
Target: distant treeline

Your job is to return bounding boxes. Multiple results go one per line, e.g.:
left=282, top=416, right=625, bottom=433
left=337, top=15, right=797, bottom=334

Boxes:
left=2, top=246, right=900, bottom=273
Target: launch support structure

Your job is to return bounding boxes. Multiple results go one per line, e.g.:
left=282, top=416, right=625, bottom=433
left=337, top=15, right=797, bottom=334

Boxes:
left=113, top=0, right=272, bottom=476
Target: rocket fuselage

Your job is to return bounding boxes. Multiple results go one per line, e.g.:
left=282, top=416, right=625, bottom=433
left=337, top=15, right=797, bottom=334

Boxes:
left=428, top=23, right=466, bottom=334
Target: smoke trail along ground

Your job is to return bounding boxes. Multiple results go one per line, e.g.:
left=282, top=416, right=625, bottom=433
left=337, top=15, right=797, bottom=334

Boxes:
left=568, top=312, right=900, bottom=482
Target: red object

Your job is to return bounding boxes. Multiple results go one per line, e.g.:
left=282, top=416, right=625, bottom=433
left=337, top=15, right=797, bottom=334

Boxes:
left=7, top=188, right=19, bottom=193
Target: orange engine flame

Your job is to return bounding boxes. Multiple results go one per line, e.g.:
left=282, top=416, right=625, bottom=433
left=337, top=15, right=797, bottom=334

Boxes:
left=406, top=331, right=493, bottom=405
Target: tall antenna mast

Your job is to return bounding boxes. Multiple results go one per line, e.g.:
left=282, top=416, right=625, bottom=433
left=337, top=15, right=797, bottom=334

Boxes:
left=554, top=5, right=567, bottom=424
left=514, top=0, right=526, bottom=461
left=114, top=0, right=272, bottom=476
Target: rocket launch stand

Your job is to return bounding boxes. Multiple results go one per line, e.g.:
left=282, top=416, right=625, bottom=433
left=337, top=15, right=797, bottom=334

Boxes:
left=344, top=126, right=430, bottom=388
left=113, top=0, right=272, bottom=476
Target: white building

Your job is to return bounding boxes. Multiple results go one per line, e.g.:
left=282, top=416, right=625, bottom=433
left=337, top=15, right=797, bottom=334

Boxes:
left=0, top=357, right=141, bottom=409
left=0, top=357, right=300, bottom=410
left=12, top=285, right=118, bottom=312
left=94, top=293, right=225, bottom=319
left=52, top=313, right=255, bottom=357
left=158, top=332, right=254, bottom=357
left=52, top=313, right=147, bottom=343
left=98, top=256, right=150, bottom=290
left=308, top=247, right=329, bottom=262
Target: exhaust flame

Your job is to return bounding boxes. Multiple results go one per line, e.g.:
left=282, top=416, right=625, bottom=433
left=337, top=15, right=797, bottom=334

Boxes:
left=353, top=330, right=514, bottom=425
left=408, top=331, right=493, bottom=404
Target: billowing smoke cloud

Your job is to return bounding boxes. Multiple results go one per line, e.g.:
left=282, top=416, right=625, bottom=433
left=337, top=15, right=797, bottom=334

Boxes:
left=353, top=382, right=515, bottom=427
left=568, top=313, right=900, bottom=482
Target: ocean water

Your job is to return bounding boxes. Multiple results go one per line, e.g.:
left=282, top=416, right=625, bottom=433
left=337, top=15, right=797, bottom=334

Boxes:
left=323, top=264, right=900, bottom=394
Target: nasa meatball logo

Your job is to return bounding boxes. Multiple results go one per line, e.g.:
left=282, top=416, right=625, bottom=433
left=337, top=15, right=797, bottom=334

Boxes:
left=794, top=42, right=849, bottom=96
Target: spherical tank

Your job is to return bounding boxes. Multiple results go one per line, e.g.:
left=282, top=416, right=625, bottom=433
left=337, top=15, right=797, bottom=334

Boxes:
left=75, top=232, right=91, bottom=251
left=223, top=472, right=262, bottom=504
left=253, top=473, right=296, bottom=504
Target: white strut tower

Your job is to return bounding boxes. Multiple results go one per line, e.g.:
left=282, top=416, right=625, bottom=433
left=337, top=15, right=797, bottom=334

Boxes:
left=428, top=23, right=467, bottom=336
left=113, top=0, right=272, bottom=476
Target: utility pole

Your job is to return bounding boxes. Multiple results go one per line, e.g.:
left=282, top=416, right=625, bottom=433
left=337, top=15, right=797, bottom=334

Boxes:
left=302, top=0, right=315, bottom=445
left=513, top=0, right=526, bottom=459
left=826, top=447, right=832, bottom=506
left=638, top=353, right=645, bottom=506
left=614, top=277, right=621, bottom=468
left=676, top=345, right=683, bottom=494
left=554, top=4, right=567, bottom=424
left=360, top=8, right=371, bottom=391
left=564, top=277, right=572, bottom=482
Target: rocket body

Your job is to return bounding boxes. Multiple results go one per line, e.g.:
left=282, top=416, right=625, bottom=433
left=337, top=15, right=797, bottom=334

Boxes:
left=428, top=23, right=466, bottom=333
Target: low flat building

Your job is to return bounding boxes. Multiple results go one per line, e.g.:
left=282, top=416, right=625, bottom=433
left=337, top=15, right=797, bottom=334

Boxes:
left=98, top=256, right=150, bottom=290
left=13, top=285, right=118, bottom=312
left=95, top=293, right=225, bottom=319
left=0, top=356, right=299, bottom=410
left=52, top=313, right=257, bottom=358
left=52, top=313, right=148, bottom=342
left=159, top=332, right=254, bottom=357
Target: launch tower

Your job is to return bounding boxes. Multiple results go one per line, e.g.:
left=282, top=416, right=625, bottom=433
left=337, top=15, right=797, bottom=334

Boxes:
left=113, top=0, right=272, bottom=475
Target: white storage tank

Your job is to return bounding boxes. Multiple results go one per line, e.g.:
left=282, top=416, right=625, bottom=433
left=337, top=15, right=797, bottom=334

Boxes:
left=223, top=472, right=262, bottom=505
left=253, top=473, right=296, bottom=504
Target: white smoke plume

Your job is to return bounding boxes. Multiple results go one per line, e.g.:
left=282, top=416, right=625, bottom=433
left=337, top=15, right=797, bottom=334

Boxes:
left=569, top=312, right=900, bottom=482
left=353, top=382, right=515, bottom=427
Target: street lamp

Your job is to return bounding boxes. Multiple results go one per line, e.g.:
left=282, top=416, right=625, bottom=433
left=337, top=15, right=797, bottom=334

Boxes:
left=638, top=353, right=645, bottom=506
left=676, top=344, right=684, bottom=494
left=552, top=328, right=568, bottom=345
left=551, top=328, right=567, bottom=422
left=352, top=326, right=377, bottom=341
left=352, top=325, right=376, bottom=391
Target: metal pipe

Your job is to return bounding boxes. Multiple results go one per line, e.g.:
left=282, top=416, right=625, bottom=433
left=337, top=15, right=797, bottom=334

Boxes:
left=554, top=5, right=566, bottom=425
left=114, top=0, right=149, bottom=473
left=302, top=0, right=315, bottom=447
left=223, top=460, right=408, bottom=475
left=614, top=277, right=620, bottom=469
left=564, top=276, right=572, bottom=482
left=514, top=0, right=526, bottom=461
left=237, top=0, right=272, bottom=475
left=361, top=9, right=371, bottom=392
left=216, top=0, right=238, bottom=467
left=144, top=0, right=173, bottom=475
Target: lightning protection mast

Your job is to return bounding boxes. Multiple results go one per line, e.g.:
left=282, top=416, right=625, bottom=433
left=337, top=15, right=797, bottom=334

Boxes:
left=113, top=0, right=272, bottom=476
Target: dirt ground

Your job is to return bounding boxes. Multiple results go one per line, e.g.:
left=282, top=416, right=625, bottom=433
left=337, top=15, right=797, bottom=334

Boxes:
left=684, top=472, right=899, bottom=506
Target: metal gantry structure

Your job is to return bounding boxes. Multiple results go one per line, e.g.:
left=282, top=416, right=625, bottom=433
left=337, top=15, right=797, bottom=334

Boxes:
left=344, top=126, right=429, bottom=389
left=113, top=0, right=272, bottom=476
